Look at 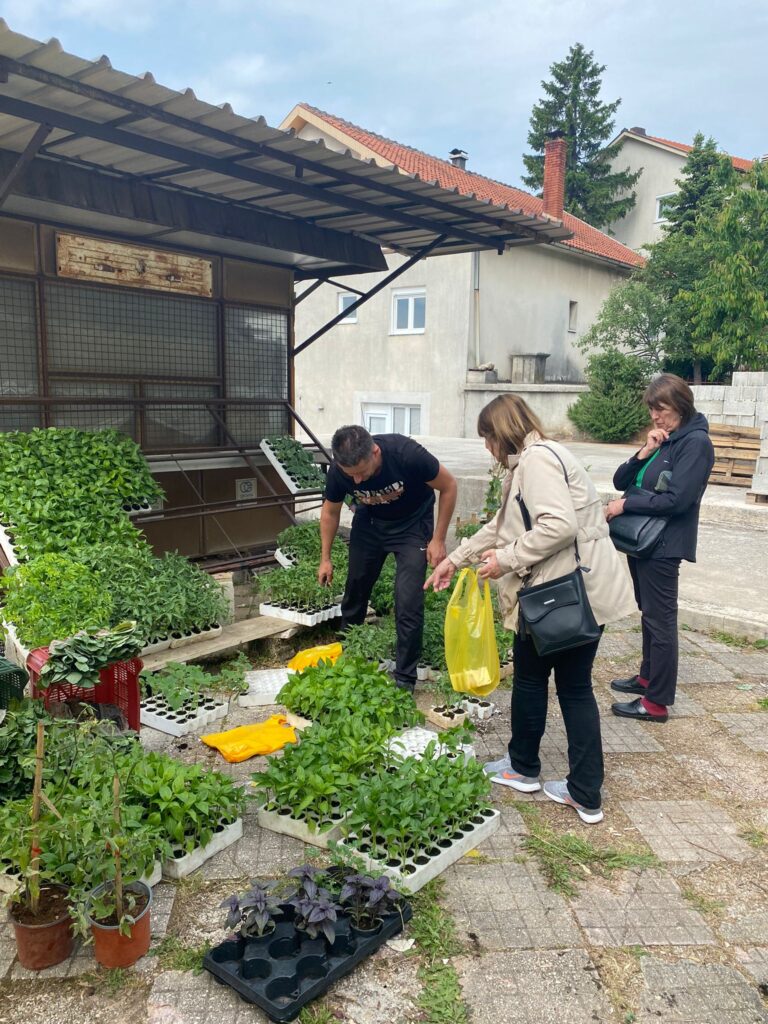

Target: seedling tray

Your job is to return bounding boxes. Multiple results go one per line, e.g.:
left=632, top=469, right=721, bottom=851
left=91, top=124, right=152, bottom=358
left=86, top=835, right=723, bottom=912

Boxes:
left=260, top=439, right=324, bottom=496
left=204, top=901, right=412, bottom=1022
left=256, top=804, right=347, bottom=849
left=162, top=818, right=243, bottom=879
left=169, top=624, right=223, bottom=649
left=0, top=521, right=20, bottom=568
left=337, top=807, right=500, bottom=893
left=274, top=548, right=298, bottom=569
left=259, top=603, right=342, bottom=627
left=239, top=669, right=291, bottom=707
left=284, top=710, right=312, bottom=732
left=140, top=694, right=228, bottom=736
left=2, top=621, right=29, bottom=670
left=426, top=706, right=467, bottom=730
left=387, top=726, right=474, bottom=763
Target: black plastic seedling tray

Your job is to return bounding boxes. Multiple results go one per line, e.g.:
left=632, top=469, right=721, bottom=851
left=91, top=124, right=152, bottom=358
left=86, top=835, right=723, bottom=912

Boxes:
left=204, top=901, right=412, bottom=1022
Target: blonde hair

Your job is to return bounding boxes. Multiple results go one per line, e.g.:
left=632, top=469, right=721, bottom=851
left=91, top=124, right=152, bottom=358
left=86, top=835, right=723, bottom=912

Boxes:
left=477, top=394, right=547, bottom=462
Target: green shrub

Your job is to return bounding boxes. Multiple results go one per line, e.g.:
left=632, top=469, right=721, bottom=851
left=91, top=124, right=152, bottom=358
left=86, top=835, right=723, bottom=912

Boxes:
left=568, top=351, right=651, bottom=442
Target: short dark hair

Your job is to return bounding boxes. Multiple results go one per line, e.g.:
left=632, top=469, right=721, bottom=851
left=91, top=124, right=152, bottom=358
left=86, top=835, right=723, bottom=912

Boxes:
left=332, top=425, right=375, bottom=466
left=643, top=373, right=695, bottom=425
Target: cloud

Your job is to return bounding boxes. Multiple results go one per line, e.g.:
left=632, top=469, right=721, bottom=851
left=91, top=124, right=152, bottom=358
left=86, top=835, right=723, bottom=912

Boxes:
left=2, top=0, right=157, bottom=34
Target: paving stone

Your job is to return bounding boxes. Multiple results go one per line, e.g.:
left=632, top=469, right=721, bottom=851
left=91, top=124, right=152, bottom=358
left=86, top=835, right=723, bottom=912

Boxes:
left=709, top=650, right=768, bottom=677
left=636, top=956, right=768, bottom=1023
left=151, top=882, right=177, bottom=938
left=456, top=949, right=613, bottom=1024
left=719, top=902, right=768, bottom=945
left=543, top=717, right=663, bottom=755
left=441, top=860, right=581, bottom=949
left=0, top=916, right=15, bottom=979
left=321, top=946, right=422, bottom=1024
left=571, top=869, right=715, bottom=946
left=714, top=713, right=768, bottom=753
left=737, top=946, right=768, bottom=986
left=622, top=801, right=755, bottom=864
left=668, top=691, right=706, bottom=717
left=202, top=820, right=308, bottom=880
left=9, top=938, right=94, bottom=980
left=676, top=655, right=738, bottom=684
left=596, top=632, right=643, bottom=659
left=149, top=968, right=270, bottom=1023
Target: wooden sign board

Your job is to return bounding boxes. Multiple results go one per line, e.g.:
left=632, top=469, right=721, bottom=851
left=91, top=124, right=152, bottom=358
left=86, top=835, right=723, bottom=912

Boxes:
left=56, top=233, right=213, bottom=297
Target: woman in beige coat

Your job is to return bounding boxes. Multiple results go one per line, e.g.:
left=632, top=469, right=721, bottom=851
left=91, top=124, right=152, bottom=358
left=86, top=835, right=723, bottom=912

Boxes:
left=426, top=395, right=635, bottom=824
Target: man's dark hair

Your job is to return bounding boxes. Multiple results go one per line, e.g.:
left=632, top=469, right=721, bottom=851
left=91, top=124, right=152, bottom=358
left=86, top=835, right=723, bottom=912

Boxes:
left=332, top=425, right=375, bottom=467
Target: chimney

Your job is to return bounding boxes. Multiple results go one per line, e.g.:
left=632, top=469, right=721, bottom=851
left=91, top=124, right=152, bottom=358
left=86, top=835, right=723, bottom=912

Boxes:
left=542, top=131, right=567, bottom=220
left=449, top=148, right=468, bottom=169
left=630, top=126, right=646, bottom=136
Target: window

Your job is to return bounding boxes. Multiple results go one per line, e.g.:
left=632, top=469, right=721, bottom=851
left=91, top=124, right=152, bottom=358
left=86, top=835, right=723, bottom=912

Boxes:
left=337, top=292, right=358, bottom=323
left=655, top=193, right=676, bottom=223
left=568, top=300, right=578, bottom=333
left=362, top=403, right=421, bottom=435
left=391, top=288, right=426, bottom=334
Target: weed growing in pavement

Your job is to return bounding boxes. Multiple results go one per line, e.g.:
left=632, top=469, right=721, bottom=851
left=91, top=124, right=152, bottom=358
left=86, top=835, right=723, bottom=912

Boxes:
left=709, top=630, right=768, bottom=650
left=152, top=935, right=211, bottom=974
left=298, top=1004, right=337, bottom=1024
left=756, top=699, right=768, bottom=711
left=411, top=880, right=469, bottom=1024
left=517, top=804, right=658, bottom=898
left=740, top=825, right=767, bottom=848
left=680, top=886, right=725, bottom=917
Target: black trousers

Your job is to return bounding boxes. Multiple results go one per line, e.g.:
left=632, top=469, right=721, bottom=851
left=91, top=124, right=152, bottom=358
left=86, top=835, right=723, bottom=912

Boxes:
left=628, top=555, right=681, bottom=707
left=341, top=512, right=432, bottom=687
left=508, top=630, right=604, bottom=810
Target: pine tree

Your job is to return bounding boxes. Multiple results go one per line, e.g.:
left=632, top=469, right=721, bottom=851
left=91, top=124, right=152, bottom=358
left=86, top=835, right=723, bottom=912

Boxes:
left=663, top=132, right=736, bottom=236
left=522, top=43, right=640, bottom=228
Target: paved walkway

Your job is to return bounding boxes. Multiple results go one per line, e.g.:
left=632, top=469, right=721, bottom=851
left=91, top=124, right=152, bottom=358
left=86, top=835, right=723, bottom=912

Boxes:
left=2, top=618, right=767, bottom=1024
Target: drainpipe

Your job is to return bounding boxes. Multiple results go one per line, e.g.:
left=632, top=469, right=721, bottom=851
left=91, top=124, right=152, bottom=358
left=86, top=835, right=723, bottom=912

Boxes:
left=472, top=250, right=481, bottom=367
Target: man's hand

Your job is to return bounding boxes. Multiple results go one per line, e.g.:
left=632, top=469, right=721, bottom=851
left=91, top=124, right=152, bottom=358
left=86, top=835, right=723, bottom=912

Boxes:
left=638, top=428, right=669, bottom=459
left=477, top=550, right=502, bottom=580
left=317, top=559, right=334, bottom=586
left=604, top=498, right=626, bottom=522
left=426, top=537, right=446, bottom=568
left=424, top=558, right=457, bottom=592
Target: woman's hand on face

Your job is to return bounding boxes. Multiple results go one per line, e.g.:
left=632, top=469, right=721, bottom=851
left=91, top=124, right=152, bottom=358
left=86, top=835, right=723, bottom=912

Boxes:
left=477, top=550, right=502, bottom=580
left=604, top=498, right=626, bottom=522
left=638, top=428, right=669, bottom=459
left=424, top=557, right=457, bottom=591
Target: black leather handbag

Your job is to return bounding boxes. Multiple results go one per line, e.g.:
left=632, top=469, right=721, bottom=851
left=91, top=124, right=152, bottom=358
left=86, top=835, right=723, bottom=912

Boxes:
left=608, top=513, right=666, bottom=558
left=516, top=446, right=601, bottom=657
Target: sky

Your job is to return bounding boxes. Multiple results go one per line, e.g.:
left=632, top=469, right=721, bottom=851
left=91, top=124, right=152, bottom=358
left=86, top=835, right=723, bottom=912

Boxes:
left=0, top=0, right=766, bottom=189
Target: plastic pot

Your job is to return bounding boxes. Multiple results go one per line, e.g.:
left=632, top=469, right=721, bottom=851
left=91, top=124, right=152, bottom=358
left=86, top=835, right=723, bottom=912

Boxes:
left=10, top=883, right=74, bottom=970
left=88, top=880, right=152, bottom=969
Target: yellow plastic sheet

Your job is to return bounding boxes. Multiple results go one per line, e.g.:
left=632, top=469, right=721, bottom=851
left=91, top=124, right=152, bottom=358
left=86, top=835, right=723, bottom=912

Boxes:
left=287, top=642, right=343, bottom=673
left=444, top=568, right=500, bottom=697
left=201, top=714, right=298, bottom=763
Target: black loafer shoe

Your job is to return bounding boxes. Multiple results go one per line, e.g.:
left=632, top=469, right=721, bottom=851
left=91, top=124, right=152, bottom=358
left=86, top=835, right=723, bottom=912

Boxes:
left=611, top=697, right=668, bottom=723
left=610, top=675, right=646, bottom=695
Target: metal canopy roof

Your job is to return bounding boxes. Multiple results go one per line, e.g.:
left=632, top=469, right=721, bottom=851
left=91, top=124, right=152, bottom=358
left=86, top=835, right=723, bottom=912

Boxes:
left=0, top=22, right=572, bottom=277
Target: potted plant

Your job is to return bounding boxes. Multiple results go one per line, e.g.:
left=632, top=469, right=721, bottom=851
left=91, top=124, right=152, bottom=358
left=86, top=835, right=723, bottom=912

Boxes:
left=5, top=720, right=75, bottom=971
left=221, top=882, right=281, bottom=943
left=339, top=872, right=402, bottom=938
left=427, top=672, right=467, bottom=729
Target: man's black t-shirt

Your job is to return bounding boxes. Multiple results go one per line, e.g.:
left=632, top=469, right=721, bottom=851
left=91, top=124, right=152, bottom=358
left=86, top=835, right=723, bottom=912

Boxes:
left=324, top=434, right=440, bottom=523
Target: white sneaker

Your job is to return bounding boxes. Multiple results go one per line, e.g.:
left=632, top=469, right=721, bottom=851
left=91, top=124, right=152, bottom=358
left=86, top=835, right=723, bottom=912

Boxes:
left=485, top=758, right=541, bottom=793
left=542, top=780, right=603, bottom=824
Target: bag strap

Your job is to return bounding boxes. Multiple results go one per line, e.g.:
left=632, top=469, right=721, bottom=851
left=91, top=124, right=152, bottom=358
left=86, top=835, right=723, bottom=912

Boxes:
left=515, top=444, right=582, bottom=567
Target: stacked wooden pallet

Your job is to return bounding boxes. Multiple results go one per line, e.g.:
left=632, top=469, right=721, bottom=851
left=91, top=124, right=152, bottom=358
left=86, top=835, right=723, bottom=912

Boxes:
left=709, top=423, right=760, bottom=487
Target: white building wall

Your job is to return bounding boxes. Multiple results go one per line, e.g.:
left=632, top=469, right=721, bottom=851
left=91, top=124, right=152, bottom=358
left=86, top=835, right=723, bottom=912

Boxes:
left=606, top=137, right=687, bottom=251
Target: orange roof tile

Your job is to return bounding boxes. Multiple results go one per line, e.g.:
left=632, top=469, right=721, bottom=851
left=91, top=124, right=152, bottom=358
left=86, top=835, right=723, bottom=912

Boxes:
left=631, top=132, right=753, bottom=174
left=298, top=105, right=644, bottom=270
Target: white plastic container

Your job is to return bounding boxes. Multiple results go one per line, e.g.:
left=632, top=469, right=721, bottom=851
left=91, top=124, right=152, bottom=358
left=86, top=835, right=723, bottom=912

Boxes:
left=260, top=439, right=324, bottom=495
left=274, top=548, right=298, bottom=569
left=238, top=669, right=291, bottom=708
left=386, top=726, right=474, bottom=763
left=161, top=818, right=243, bottom=879
left=256, top=804, right=346, bottom=849
left=140, top=694, right=228, bottom=737
left=258, top=603, right=341, bottom=627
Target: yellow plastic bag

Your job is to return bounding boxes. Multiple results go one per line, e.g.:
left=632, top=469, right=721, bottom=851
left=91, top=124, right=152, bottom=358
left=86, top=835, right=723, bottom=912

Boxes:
left=287, top=642, right=343, bottom=673
left=444, top=568, right=500, bottom=696
left=201, top=714, right=298, bottom=763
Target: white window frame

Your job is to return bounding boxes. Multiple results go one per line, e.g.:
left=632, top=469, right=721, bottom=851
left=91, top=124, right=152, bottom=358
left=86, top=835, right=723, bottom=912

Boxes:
left=655, top=193, right=676, bottom=223
left=361, top=402, right=422, bottom=436
left=568, top=300, right=578, bottom=333
left=337, top=292, right=358, bottom=324
left=391, top=288, right=426, bottom=335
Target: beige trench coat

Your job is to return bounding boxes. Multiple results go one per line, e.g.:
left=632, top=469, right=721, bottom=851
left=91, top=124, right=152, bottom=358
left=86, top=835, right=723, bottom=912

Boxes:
left=449, top=433, right=636, bottom=631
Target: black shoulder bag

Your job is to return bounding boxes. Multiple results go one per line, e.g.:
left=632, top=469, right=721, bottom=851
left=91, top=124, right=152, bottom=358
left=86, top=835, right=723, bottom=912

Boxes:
left=516, top=446, right=601, bottom=657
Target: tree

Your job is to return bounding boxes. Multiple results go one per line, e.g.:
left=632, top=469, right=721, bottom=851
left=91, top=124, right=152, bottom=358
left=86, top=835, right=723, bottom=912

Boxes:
left=689, top=159, right=768, bottom=373
left=568, top=351, right=650, bottom=442
left=663, top=133, right=737, bottom=236
left=577, top=279, right=667, bottom=368
left=522, top=43, right=640, bottom=228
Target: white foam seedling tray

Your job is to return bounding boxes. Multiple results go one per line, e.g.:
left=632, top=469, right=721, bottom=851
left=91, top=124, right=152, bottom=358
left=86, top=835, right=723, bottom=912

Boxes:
left=259, top=603, right=342, bottom=627
left=416, top=665, right=440, bottom=682
left=461, top=698, right=497, bottom=721
left=387, top=726, right=474, bottom=763
left=140, top=636, right=172, bottom=657
left=2, top=620, right=30, bottom=670
left=162, top=818, right=243, bottom=879
left=140, top=860, right=163, bottom=888
left=256, top=804, right=347, bottom=849
left=140, top=694, right=229, bottom=736
left=238, top=669, right=292, bottom=707
left=337, top=808, right=500, bottom=894
left=169, top=624, right=223, bottom=649
left=123, top=499, right=154, bottom=515
left=260, top=438, right=324, bottom=495
left=284, top=710, right=312, bottom=732
left=425, top=706, right=468, bottom=730
left=274, top=548, right=298, bottom=569
left=0, top=521, right=20, bottom=568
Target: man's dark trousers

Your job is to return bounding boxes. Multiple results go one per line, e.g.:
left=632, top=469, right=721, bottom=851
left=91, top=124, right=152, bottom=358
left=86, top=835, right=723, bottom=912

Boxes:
left=340, top=511, right=432, bottom=689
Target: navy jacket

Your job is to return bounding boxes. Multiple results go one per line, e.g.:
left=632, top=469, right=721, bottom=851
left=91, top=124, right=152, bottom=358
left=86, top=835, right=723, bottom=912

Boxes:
left=613, top=412, right=714, bottom=562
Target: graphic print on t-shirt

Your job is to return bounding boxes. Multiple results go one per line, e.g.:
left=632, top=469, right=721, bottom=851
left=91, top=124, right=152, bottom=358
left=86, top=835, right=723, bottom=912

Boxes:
left=353, top=481, right=404, bottom=505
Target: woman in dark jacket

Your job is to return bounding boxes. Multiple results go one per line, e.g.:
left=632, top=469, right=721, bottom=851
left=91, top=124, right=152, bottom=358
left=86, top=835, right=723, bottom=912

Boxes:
left=604, top=374, right=714, bottom=722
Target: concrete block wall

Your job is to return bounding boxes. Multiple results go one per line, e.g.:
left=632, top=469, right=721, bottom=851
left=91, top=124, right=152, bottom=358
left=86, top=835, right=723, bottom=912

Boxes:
left=692, top=373, right=768, bottom=492
left=754, top=420, right=768, bottom=495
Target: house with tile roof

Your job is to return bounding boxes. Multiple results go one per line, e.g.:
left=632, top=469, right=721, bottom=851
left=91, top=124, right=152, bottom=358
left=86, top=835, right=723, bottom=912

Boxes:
left=606, top=127, right=756, bottom=252
left=281, top=103, right=644, bottom=438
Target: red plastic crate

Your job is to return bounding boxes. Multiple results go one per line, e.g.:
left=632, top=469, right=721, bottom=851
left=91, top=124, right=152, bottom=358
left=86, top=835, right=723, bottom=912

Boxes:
left=28, top=648, right=142, bottom=732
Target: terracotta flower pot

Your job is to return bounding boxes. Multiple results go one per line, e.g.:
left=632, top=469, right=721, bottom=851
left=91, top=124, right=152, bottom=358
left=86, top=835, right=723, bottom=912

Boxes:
left=88, top=881, right=152, bottom=969
left=10, top=883, right=74, bottom=971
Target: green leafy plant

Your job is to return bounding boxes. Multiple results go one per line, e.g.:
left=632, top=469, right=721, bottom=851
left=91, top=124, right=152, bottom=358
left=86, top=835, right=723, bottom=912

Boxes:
left=39, top=621, right=143, bottom=690
left=265, top=436, right=325, bottom=490
left=567, top=351, right=651, bottom=442
left=340, top=619, right=397, bottom=663
left=0, top=700, right=50, bottom=802
left=140, top=662, right=213, bottom=712
left=256, top=563, right=342, bottom=612
left=369, top=555, right=396, bottom=616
